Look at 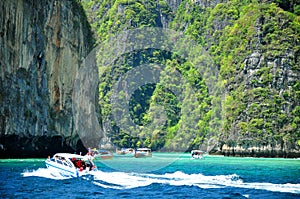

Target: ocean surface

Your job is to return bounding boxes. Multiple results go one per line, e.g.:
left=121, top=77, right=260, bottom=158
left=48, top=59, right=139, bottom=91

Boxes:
left=1, top=153, right=300, bottom=198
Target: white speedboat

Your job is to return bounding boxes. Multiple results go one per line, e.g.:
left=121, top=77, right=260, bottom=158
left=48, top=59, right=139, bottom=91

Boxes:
left=45, top=153, right=96, bottom=177
left=134, top=148, right=152, bottom=158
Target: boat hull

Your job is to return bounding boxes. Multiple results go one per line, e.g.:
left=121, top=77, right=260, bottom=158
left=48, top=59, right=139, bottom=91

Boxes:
left=134, top=153, right=152, bottom=158
left=134, top=148, right=152, bottom=158
left=90, top=149, right=114, bottom=160
left=45, top=160, right=78, bottom=177
left=97, top=154, right=113, bottom=160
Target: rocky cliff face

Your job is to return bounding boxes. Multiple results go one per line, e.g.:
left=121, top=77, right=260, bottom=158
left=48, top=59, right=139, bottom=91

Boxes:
left=214, top=2, right=300, bottom=157
left=0, top=0, right=94, bottom=158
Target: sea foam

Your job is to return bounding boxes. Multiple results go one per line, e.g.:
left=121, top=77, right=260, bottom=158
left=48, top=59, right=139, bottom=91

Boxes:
left=91, top=170, right=300, bottom=194
left=22, top=168, right=70, bottom=180
left=22, top=168, right=300, bottom=194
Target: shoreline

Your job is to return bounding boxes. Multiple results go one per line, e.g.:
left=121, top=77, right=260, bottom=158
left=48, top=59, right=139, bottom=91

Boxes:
left=1, top=151, right=300, bottom=159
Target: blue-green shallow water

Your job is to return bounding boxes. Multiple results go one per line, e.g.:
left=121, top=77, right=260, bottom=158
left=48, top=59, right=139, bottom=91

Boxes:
left=1, top=153, right=300, bottom=198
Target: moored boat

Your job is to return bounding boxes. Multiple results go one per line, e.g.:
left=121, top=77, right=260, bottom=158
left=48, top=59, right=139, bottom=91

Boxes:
left=191, top=150, right=205, bottom=159
left=45, top=153, right=96, bottom=177
left=134, top=148, right=152, bottom=158
left=89, top=148, right=113, bottom=160
left=116, top=148, right=135, bottom=155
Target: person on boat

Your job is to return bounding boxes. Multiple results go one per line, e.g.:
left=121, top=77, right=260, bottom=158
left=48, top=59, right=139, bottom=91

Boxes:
left=71, top=157, right=77, bottom=166
left=191, top=151, right=195, bottom=158
left=89, top=163, right=96, bottom=171
left=81, top=160, right=87, bottom=170
left=85, top=154, right=94, bottom=171
left=76, top=159, right=82, bottom=168
left=87, top=148, right=92, bottom=156
left=48, top=156, right=54, bottom=161
left=83, top=148, right=96, bottom=171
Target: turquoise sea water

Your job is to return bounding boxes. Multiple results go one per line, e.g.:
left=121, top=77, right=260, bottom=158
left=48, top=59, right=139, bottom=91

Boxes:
left=1, top=153, right=300, bottom=198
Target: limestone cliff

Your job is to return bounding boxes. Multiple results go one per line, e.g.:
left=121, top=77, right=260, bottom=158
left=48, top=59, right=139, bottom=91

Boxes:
left=207, top=1, right=300, bottom=157
left=0, top=0, right=94, bottom=158
left=3, top=0, right=298, bottom=158
left=80, top=0, right=300, bottom=157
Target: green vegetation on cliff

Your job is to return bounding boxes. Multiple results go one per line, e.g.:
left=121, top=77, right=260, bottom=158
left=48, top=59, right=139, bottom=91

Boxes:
left=80, top=0, right=300, bottom=156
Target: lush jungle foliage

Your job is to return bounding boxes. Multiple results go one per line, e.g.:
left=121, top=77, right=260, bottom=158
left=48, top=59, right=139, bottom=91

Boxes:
left=80, top=0, right=300, bottom=153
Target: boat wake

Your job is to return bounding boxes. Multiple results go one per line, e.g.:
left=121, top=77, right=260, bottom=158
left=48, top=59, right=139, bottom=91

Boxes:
left=22, top=168, right=71, bottom=180
left=91, top=171, right=300, bottom=194
left=22, top=169, right=300, bottom=194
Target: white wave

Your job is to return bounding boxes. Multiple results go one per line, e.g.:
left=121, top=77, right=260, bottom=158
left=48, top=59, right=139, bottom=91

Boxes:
left=22, top=168, right=300, bottom=194
left=91, top=170, right=300, bottom=194
left=240, top=182, right=300, bottom=194
left=92, top=171, right=156, bottom=189
left=22, top=168, right=70, bottom=180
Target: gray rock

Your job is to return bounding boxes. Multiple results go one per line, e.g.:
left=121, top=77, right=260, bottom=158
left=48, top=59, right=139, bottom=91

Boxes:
left=0, top=0, right=95, bottom=158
